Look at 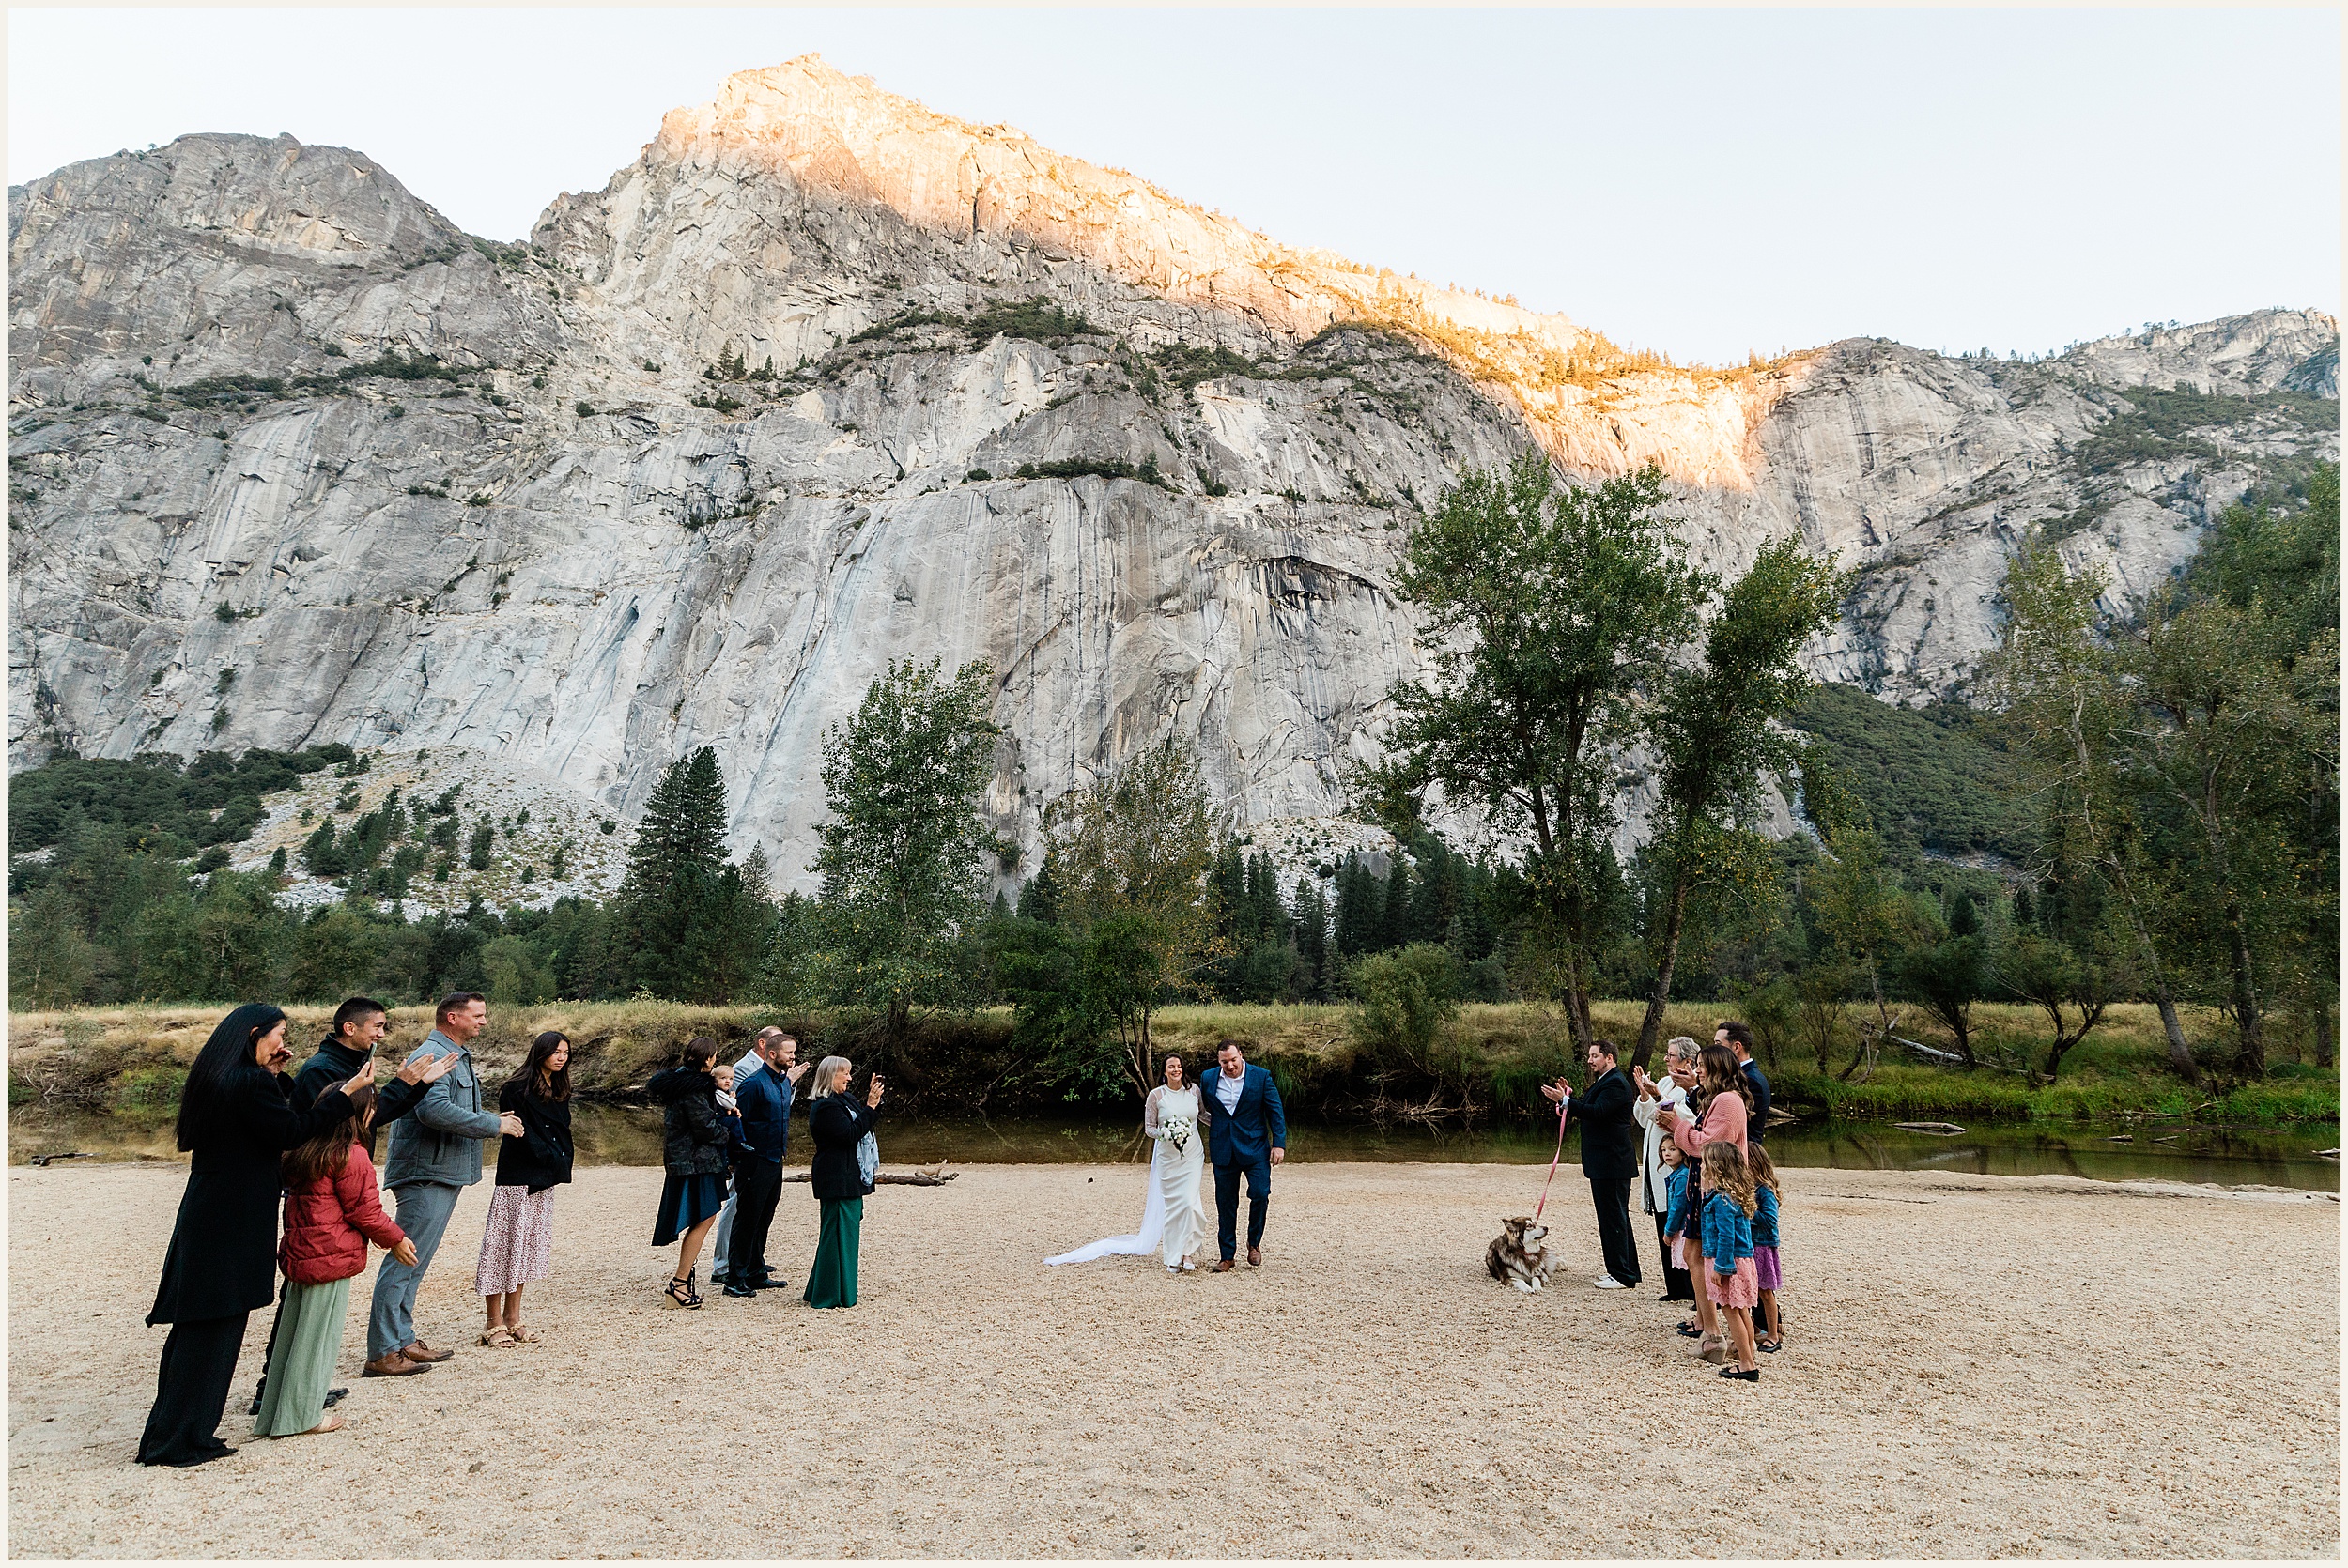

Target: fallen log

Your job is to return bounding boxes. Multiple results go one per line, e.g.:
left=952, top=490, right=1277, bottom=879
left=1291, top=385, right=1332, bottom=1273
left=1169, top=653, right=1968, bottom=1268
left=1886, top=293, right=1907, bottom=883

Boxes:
left=784, top=1169, right=960, bottom=1187
left=1892, top=1122, right=1967, bottom=1136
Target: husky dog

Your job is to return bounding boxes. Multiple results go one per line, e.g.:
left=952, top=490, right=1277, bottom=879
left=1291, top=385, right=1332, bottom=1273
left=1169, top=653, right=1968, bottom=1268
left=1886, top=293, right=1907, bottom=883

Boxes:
left=1485, top=1215, right=1555, bottom=1292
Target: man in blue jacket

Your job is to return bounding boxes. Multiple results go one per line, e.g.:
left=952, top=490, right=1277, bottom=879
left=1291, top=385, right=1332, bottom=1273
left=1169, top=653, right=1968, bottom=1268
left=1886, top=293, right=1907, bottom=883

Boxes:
left=721, top=1030, right=802, bottom=1299
left=1199, top=1041, right=1286, bottom=1271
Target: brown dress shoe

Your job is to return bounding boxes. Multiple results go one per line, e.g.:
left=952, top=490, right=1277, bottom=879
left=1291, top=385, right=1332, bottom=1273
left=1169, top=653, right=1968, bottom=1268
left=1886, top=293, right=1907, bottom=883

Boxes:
left=1247, top=1247, right=1261, bottom=1268
left=401, top=1341, right=455, bottom=1364
left=363, top=1352, right=426, bottom=1377
left=1213, top=1259, right=1235, bottom=1272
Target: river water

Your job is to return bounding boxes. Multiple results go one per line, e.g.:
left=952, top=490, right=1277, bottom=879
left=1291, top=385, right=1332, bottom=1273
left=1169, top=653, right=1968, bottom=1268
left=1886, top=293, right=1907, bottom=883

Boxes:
left=11, top=1105, right=2339, bottom=1191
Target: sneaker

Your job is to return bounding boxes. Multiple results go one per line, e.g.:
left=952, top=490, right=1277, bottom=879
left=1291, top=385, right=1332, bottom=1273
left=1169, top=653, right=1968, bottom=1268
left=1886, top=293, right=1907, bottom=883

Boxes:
left=1593, top=1276, right=1629, bottom=1289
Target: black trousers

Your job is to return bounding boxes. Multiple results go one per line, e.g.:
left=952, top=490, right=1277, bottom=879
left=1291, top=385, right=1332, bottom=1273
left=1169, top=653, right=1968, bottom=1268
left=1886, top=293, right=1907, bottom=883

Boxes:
left=1213, top=1155, right=1271, bottom=1260
left=138, top=1314, right=249, bottom=1467
left=1588, top=1178, right=1640, bottom=1286
left=731, top=1156, right=784, bottom=1283
left=1652, top=1212, right=1694, bottom=1301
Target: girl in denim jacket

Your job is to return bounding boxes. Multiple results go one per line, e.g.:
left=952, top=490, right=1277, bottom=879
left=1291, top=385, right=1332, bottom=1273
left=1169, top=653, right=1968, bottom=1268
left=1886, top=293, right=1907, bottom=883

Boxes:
left=1699, top=1143, right=1761, bottom=1382
left=1749, top=1143, right=1784, bottom=1354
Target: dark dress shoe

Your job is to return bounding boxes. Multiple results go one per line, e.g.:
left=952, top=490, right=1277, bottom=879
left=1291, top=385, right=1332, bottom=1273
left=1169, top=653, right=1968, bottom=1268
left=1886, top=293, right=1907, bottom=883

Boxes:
left=323, top=1387, right=349, bottom=1407
left=722, top=1281, right=758, bottom=1299
left=751, top=1275, right=789, bottom=1290
left=1213, top=1259, right=1235, bottom=1272
left=1246, top=1247, right=1261, bottom=1268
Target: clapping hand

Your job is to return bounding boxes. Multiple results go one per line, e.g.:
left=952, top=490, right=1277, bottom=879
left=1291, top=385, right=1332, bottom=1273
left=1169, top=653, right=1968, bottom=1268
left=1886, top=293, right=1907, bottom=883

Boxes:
left=1539, top=1076, right=1571, bottom=1106
left=1632, top=1065, right=1659, bottom=1099
left=497, top=1113, right=525, bottom=1139
left=397, top=1051, right=460, bottom=1086
left=340, top=1061, right=375, bottom=1097
left=786, top=1062, right=810, bottom=1085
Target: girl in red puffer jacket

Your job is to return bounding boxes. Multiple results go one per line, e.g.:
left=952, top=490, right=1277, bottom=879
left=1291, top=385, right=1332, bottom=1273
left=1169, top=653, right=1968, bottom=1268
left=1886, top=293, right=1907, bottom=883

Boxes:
left=255, top=1084, right=414, bottom=1439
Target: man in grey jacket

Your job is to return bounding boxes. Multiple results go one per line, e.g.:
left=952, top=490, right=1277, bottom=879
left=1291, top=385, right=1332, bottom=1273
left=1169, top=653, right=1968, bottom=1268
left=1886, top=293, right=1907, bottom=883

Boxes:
left=364, top=992, right=521, bottom=1377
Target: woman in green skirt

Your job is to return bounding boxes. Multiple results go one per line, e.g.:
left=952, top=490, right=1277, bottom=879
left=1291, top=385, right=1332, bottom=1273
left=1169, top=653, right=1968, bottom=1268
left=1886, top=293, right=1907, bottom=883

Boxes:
left=259, top=1084, right=415, bottom=1437
left=802, top=1056, right=884, bottom=1308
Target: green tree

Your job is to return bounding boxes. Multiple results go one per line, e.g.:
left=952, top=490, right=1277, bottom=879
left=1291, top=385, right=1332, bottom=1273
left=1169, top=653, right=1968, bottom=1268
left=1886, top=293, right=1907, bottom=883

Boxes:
left=1350, top=943, right=1467, bottom=1104
left=1987, top=536, right=2204, bottom=1083
left=1631, top=535, right=1844, bottom=1066
left=8, top=887, right=100, bottom=1007
left=465, top=818, right=494, bottom=872
left=481, top=933, right=557, bottom=1006
left=1365, top=454, right=1710, bottom=1051
left=286, top=906, right=389, bottom=1003
left=780, top=657, right=998, bottom=1046
left=1044, top=737, right=1221, bottom=1099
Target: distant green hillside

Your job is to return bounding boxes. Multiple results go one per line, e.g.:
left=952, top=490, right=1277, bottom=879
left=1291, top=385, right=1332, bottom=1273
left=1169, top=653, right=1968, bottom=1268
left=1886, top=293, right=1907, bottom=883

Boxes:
left=1789, top=684, right=2031, bottom=863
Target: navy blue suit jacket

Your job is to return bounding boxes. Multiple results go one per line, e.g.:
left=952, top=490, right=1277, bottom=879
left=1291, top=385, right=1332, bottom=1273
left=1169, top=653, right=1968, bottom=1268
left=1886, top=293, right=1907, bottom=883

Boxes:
left=1199, top=1064, right=1286, bottom=1167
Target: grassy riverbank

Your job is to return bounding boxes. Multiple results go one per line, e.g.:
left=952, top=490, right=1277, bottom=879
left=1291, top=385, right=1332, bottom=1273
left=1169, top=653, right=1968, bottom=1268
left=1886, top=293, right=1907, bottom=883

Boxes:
left=8, top=998, right=2336, bottom=1130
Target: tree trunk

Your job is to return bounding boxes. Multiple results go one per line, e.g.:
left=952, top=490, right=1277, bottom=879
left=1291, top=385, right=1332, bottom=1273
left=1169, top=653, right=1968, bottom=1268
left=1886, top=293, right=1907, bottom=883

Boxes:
left=2154, top=992, right=2200, bottom=1084
left=2315, top=1003, right=2335, bottom=1069
left=1632, top=874, right=1694, bottom=1071
left=2201, top=768, right=2264, bottom=1078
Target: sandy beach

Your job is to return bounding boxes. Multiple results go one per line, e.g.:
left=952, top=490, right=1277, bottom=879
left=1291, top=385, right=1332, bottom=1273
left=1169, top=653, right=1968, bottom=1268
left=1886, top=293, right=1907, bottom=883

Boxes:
left=7, top=1159, right=2338, bottom=1559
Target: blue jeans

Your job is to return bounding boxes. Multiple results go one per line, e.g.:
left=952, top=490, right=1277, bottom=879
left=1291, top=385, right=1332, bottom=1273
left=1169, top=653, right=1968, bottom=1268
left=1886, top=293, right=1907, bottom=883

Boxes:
left=1213, top=1155, right=1271, bottom=1261
left=368, top=1180, right=462, bottom=1360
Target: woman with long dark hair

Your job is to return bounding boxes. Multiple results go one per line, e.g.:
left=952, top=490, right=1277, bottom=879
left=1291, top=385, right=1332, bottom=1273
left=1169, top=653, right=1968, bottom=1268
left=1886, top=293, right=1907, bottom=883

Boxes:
left=139, top=1004, right=371, bottom=1467
left=473, top=1031, right=575, bottom=1345
left=1660, top=1042, right=1753, bottom=1368
left=802, top=1056, right=885, bottom=1309
left=647, top=1038, right=733, bottom=1309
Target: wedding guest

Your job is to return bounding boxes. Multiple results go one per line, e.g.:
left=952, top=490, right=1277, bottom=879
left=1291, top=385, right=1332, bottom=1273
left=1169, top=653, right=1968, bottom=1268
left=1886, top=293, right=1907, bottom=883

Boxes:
left=649, top=1038, right=734, bottom=1309
left=1718, top=1022, right=1770, bottom=1143
left=1661, top=1044, right=1752, bottom=1366
left=138, top=1005, right=368, bottom=1467
left=1540, top=1037, right=1640, bottom=1290
left=1749, top=1143, right=1785, bottom=1353
left=257, top=1084, right=415, bottom=1438
left=714, top=1029, right=802, bottom=1284
left=1631, top=1037, right=1697, bottom=1305
left=1699, top=1143, right=1762, bottom=1382
left=474, top=1031, right=575, bottom=1345
left=721, top=1031, right=801, bottom=1299
left=250, top=999, right=455, bottom=1417
left=1660, top=1139, right=1698, bottom=1336
left=366, top=993, right=522, bottom=1377
left=803, top=1056, right=884, bottom=1309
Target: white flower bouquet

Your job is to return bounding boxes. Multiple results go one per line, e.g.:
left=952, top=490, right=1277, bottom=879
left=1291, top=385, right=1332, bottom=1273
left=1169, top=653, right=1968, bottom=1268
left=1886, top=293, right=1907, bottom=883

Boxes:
left=1159, top=1111, right=1196, bottom=1154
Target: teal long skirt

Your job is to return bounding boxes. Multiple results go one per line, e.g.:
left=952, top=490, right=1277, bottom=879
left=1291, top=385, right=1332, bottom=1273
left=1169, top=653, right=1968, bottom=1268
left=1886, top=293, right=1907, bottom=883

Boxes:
left=253, top=1277, right=352, bottom=1437
left=803, top=1197, right=862, bottom=1309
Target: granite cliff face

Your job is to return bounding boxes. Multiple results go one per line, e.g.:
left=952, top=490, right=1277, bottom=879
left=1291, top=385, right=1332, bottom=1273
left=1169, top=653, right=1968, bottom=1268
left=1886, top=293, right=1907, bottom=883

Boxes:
left=9, top=58, right=2339, bottom=885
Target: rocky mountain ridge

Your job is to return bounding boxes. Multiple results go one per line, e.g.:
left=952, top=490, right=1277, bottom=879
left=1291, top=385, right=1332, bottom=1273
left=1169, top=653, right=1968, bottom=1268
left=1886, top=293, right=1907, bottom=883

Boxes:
left=8, top=57, right=2338, bottom=889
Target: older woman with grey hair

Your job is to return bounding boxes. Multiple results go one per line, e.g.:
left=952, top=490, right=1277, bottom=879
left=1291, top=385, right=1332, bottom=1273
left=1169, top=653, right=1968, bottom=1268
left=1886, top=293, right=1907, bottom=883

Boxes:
left=1632, top=1037, right=1699, bottom=1305
left=801, top=1056, right=884, bottom=1309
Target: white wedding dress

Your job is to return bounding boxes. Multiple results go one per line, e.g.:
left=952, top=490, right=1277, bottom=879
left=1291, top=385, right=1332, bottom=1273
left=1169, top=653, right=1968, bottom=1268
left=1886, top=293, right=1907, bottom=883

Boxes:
left=1045, top=1084, right=1209, bottom=1270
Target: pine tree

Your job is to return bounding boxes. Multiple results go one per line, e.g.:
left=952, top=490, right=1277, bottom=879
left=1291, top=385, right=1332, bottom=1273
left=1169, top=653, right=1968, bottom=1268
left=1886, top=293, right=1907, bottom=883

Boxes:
left=1381, top=854, right=1412, bottom=951
left=621, top=746, right=736, bottom=997
left=1292, top=878, right=1330, bottom=997
left=1016, top=851, right=1062, bottom=923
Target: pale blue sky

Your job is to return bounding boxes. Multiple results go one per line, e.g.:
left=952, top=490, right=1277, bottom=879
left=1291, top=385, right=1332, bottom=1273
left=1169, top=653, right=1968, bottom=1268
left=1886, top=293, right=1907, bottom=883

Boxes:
left=9, top=8, right=2339, bottom=364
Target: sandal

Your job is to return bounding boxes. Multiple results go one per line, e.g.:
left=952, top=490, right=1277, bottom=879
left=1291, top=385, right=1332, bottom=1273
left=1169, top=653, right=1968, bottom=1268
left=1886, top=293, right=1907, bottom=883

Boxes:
left=1697, top=1334, right=1727, bottom=1366
left=661, top=1276, right=702, bottom=1311
left=1758, top=1339, right=1783, bottom=1354
left=271, top=1413, right=345, bottom=1438
left=505, top=1324, right=540, bottom=1344
left=478, top=1327, right=517, bottom=1348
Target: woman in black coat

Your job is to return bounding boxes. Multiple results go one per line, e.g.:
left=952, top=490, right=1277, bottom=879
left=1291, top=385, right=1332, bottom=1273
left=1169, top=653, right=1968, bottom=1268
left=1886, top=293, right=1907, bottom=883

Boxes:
left=801, top=1056, right=884, bottom=1309
left=139, top=1004, right=370, bottom=1467
left=645, top=1037, right=733, bottom=1309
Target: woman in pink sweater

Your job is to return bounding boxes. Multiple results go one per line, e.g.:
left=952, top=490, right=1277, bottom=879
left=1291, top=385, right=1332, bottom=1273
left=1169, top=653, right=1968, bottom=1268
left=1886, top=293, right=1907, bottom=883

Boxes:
left=1661, top=1045, right=1751, bottom=1365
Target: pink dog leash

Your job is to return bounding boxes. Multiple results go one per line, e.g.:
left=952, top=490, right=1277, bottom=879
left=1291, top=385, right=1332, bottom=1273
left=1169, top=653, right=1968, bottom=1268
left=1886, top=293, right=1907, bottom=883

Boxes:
left=1532, top=1091, right=1568, bottom=1222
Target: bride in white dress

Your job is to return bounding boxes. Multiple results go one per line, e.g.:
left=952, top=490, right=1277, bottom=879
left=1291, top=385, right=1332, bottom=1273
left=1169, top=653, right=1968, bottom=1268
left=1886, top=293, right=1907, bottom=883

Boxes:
left=1045, top=1053, right=1211, bottom=1273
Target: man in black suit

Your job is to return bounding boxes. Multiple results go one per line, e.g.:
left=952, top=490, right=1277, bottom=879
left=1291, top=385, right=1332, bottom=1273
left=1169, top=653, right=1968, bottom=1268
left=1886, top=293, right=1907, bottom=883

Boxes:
left=1541, top=1038, right=1641, bottom=1290
left=1717, top=1021, right=1770, bottom=1143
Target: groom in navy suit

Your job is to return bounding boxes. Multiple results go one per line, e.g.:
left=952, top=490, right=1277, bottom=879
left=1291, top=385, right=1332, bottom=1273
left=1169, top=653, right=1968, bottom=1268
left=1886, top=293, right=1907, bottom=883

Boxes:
left=1199, top=1041, right=1287, bottom=1271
